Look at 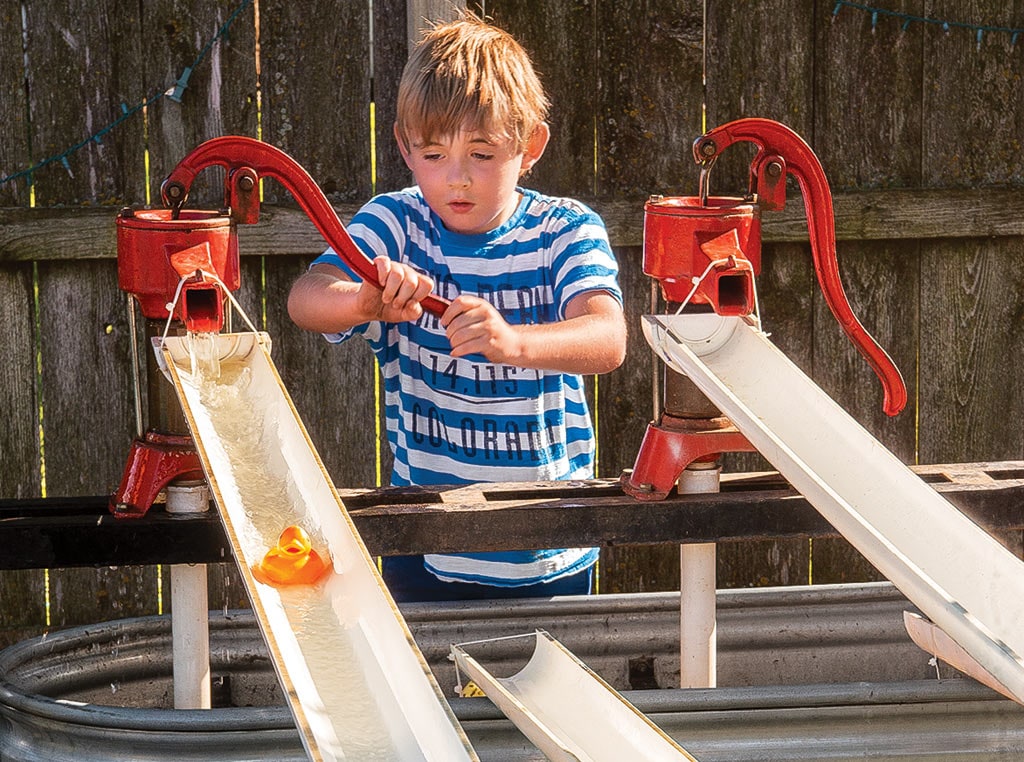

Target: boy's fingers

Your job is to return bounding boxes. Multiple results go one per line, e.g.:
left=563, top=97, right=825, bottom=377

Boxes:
left=441, top=295, right=481, bottom=327
left=373, top=256, right=391, bottom=284
left=440, top=302, right=461, bottom=327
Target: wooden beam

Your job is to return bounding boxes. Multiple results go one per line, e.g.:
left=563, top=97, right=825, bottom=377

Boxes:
left=3, top=188, right=1024, bottom=264
left=2, top=463, right=1022, bottom=568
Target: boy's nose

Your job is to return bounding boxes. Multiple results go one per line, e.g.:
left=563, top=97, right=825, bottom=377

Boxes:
left=447, top=162, right=471, bottom=188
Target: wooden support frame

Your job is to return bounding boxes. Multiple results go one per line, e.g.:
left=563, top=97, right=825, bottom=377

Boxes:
left=2, top=462, right=1022, bottom=570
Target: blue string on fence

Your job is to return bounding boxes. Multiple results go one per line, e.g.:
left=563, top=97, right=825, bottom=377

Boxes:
left=832, top=1, right=1024, bottom=48
left=0, top=0, right=252, bottom=188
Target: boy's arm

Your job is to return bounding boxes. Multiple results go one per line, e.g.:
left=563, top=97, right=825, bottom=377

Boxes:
left=442, top=290, right=627, bottom=375
left=288, top=258, right=434, bottom=333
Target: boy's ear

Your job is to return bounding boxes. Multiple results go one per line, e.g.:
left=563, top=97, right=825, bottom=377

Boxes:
left=393, top=123, right=413, bottom=168
left=519, top=122, right=550, bottom=175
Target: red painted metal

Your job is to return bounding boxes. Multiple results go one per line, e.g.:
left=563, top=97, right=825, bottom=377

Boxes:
left=116, top=208, right=238, bottom=328
left=621, top=416, right=756, bottom=501
left=113, top=137, right=460, bottom=518
left=161, top=135, right=451, bottom=317
left=168, top=242, right=225, bottom=335
left=625, top=118, right=908, bottom=502
left=109, top=432, right=205, bottom=518
left=644, top=196, right=760, bottom=316
left=693, top=118, right=907, bottom=417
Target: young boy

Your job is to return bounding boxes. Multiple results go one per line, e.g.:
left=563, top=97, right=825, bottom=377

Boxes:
left=288, top=13, right=626, bottom=601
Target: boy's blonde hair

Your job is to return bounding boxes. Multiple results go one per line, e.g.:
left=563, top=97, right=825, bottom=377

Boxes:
left=396, top=13, right=549, bottom=153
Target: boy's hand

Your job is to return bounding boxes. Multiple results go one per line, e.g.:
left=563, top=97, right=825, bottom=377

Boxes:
left=367, top=256, right=435, bottom=323
left=442, top=295, right=522, bottom=363
left=438, top=290, right=625, bottom=375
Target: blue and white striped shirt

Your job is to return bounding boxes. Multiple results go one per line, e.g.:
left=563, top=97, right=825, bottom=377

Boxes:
left=313, top=186, right=621, bottom=586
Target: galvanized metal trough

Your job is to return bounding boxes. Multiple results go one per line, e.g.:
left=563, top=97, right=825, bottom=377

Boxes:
left=3, top=583, right=1024, bottom=761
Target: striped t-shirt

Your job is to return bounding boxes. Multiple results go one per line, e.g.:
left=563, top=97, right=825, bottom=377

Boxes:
left=313, top=186, right=621, bottom=587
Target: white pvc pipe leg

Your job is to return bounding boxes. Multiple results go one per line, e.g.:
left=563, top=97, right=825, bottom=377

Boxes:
left=678, top=464, right=720, bottom=689
left=167, top=482, right=211, bottom=710
left=170, top=563, right=211, bottom=709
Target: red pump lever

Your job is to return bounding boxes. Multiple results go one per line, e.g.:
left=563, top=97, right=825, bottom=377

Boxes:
left=159, top=136, right=451, bottom=318
left=694, top=118, right=907, bottom=417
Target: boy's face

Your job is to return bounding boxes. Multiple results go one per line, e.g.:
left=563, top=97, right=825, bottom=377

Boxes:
left=396, top=123, right=548, bottom=236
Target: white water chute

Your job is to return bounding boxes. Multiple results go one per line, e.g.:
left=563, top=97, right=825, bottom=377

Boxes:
left=643, top=313, right=1024, bottom=704
left=451, top=631, right=699, bottom=762
left=160, top=333, right=477, bottom=762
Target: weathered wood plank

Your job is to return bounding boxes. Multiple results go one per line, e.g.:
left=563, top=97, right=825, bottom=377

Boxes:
left=805, top=240, right=918, bottom=583
left=7, top=463, right=1022, bottom=564
left=811, top=0, right=922, bottom=459
left=817, top=0, right=925, bottom=188
left=597, top=246, right=655, bottom=480
left=594, top=0, right=704, bottom=593
left=922, top=0, right=1024, bottom=188
left=237, top=0, right=363, bottom=510
left=699, top=0, right=819, bottom=590
left=915, top=0, right=1024, bottom=554
left=37, top=259, right=158, bottom=627
left=0, top=262, right=46, bottom=646
left=0, top=264, right=40, bottom=498
left=259, top=0, right=371, bottom=204
left=804, top=0, right=917, bottom=584
left=0, top=568, right=48, bottom=649
left=8, top=187, right=1023, bottom=264
left=919, top=237, right=1024, bottom=464
left=0, top=1, right=29, bottom=206
left=262, top=255, right=381, bottom=489
left=373, top=0, right=413, bottom=193
left=21, top=0, right=146, bottom=205
left=705, top=0, right=815, bottom=191
left=408, top=0, right=465, bottom=47
left=145, top=0, right=258, bottom=208
left=36, top=262, right=135, bottom=495
left=486, top=0, right=597, bottom=196
left=596, top=0, right=704, bottom=196
left=334, top=463, right=1024, bottom=553
left=812, top=241, right=919, bottom=455
left=8, top=0, right=149, bottom=643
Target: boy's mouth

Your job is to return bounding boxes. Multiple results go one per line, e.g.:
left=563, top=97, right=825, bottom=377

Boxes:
left=448, top=200, right=474, bottom=214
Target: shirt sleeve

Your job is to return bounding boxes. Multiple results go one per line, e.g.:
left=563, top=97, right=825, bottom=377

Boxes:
left=549, top=202, right=622, bottom=320
left=311, top=194, right=407, bottom=277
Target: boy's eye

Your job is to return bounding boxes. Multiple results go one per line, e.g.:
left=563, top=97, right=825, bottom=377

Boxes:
left=471, top=152, right=494, bottom=161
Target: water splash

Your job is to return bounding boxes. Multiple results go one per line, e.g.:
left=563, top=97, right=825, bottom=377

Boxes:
left=187, top=331, right=221, bottom=379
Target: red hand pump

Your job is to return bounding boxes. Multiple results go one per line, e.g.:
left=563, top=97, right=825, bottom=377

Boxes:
left=689, top=118, right=907, bottom=416
left=624, top=118, right=907, bottom=502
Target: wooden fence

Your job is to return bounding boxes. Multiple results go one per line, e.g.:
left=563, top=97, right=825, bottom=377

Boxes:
left=2, top=0, right=1024, bottom=648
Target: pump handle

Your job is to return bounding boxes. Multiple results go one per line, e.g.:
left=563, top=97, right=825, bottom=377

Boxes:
left=693, top=118, right=907, bottom=417
left=160, top=136, right=450, bottom=318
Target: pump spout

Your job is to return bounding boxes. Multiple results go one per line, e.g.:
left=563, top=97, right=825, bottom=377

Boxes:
left=643, top=195, right=762, bottom=318
left=167, top=242, right=226, bottom=334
